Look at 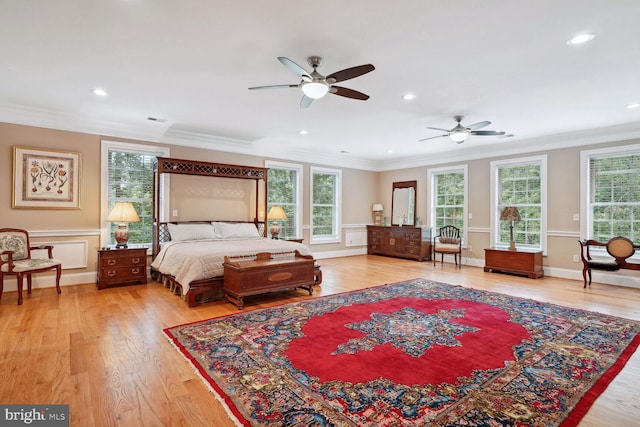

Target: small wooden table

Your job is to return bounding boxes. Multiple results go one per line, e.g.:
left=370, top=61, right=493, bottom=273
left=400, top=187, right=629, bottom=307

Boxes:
left=223, top=251, right=315, bottom=309
left=484, top=247, right=544, bottom=279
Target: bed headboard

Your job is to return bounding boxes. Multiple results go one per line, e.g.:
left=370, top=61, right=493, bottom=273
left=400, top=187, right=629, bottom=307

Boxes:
left=152, top=156, right=270, bottom=258
left=153, top=220, right=266, bottom=257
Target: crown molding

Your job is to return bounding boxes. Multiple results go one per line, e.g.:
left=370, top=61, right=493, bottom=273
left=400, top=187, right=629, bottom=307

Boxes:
left=2, top=103, right=640, bottom=172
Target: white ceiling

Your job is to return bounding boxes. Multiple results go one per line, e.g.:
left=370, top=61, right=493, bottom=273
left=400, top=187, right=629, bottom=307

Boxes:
left=2, top=1, right=640, bottom=171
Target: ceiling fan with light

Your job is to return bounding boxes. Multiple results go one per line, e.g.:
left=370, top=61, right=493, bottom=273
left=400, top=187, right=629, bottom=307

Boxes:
left=249, top=56, right=375, bottom=108
left=420, top=115, right=505, bottom=144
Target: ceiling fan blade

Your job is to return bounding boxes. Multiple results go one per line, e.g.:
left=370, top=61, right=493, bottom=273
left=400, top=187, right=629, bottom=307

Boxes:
left=326, top=64, right=375, bottom=84
left=330, top=86, right=369, bottom=100
left=278, top=57, right=312, bottom=81
left=419, top=135, right=448, bottom=142
left=466, top=121, right=491, bottom=130
left=470, top=130, right=506, bottom=136
left=425, top=126, right=451, bottom=132
left=300, top=95, right=314, bottom=109
left=248, top=84, right=299, bottom=90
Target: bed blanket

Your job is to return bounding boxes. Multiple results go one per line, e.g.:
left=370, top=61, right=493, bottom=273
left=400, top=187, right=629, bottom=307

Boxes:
left=150, top=238, right=313, bottom=296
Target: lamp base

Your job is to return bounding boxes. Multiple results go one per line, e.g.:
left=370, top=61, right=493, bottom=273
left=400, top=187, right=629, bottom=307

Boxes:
left=270, top=221, right=280, bottom=239
left=114, top=224, right=129, bottom=249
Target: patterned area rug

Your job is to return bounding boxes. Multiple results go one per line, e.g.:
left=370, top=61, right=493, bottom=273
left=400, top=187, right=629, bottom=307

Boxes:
left=163, top=279, right=640, bottom=426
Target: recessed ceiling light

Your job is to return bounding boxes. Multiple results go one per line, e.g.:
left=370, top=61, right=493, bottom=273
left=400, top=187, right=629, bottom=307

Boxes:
left=402, top=93, right=416, bottom=101
left=387, top=149, right=393, bottom=153
left=626, top=103, right=640, bottom=109
left=339, top=150, right=349, bottom=154
left=92, top=88, right=108, bottom=96
left=567, top=33, right=595, bottom=46
left=299, top=130, right=308, bottom=135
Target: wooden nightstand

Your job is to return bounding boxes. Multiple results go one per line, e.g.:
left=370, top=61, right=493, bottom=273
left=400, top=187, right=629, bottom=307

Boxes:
left=97, top=247, right=147, bottom=289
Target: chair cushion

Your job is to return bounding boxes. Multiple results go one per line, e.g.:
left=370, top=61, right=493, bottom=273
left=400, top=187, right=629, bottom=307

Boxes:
left=0, top=232, right=28, bottom=261
left=439, top=237, right=460, bottom=244
left=434, top=244, right=461, bottom=253
left=1, top=258, right=61, bottom=273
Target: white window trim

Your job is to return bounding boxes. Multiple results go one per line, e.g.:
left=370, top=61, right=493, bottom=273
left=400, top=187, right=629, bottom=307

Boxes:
left=580, top=143, right=640, bottom=239
left=265, top=160, right=303, bottom=239
left=100, top=140, right=170, bottom=248
left=490, top=155, right=547, bottom=253
left=309, top=166, right=342, bottom=244
left=427, top=164, right=468, bottom=244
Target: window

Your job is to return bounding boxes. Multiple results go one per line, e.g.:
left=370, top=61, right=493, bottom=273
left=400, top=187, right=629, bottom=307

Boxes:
left=310, top=166, right=341, bottom=243
left=265, top=161, right=303, bottom=239
left=491, top=155, right=547, bottom=251
left=581, top=145, right=640, bottom=244
left=101, top=141, right=170, bottom=249
left=429, top=165, right=467, bottom=240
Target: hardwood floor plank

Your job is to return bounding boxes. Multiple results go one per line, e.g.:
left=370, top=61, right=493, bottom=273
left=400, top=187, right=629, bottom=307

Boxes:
left=0, top=255, right=638, bottom=426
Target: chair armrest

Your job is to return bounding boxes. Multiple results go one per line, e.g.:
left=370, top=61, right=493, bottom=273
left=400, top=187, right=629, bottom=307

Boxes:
left=0, top=250, right=15, bottom=269
left=30, top=245, right=55, bottom=258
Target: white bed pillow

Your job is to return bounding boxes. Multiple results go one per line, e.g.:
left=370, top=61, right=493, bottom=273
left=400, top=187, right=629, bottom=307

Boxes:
left=213, top=222, right=261, bottom=239
left=167, top=223, right=220, bottom=241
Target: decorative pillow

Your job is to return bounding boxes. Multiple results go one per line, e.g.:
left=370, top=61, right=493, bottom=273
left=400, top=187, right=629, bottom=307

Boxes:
left=213, top=222, right=261, bottom=239
left=167, top=223, right=220, bottom=242
left=439, top=237, right=460, bottom=244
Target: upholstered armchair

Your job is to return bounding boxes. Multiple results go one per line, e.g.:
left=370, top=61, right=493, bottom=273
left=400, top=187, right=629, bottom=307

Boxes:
left=433, top=225, right=462, bottom=267
left=0, top=228, right=62, bottom=305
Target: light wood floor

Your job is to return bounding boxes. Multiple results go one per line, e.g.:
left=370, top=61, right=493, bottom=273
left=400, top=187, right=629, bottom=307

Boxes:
left=1, top=255, right=639, bottom=426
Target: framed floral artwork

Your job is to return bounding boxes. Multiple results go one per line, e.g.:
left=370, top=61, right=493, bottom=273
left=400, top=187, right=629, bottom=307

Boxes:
left=12, top=146, right=81, bottom=209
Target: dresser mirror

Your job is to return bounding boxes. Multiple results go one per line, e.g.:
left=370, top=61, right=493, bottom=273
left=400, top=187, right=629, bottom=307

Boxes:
left=391, top=181, right=416, bottom=226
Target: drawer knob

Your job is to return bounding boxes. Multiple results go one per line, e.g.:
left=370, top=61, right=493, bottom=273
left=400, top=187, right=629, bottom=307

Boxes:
left=107, top=270, right=117, bottom=277
left=107, top=259, right=117, bottom=266
left=131, top=268, right=140, bottom=275
left=132, top=258, right=141, bottom=264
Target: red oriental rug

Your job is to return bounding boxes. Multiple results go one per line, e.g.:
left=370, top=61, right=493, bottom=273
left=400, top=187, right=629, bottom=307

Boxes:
left=163, top=279, right=640, bottom=426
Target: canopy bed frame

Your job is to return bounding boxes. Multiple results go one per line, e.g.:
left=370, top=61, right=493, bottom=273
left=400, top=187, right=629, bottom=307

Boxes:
left=151, top=157, right=321, bottom=307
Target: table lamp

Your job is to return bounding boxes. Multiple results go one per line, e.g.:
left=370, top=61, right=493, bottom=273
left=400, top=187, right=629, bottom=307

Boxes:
left=372, top=203, right=383, bottom=226
left=500, top=206, right=521, bottom=251
left=107, top=202, right=140, bottom=248
left=267, top=205, right=287, bottom=238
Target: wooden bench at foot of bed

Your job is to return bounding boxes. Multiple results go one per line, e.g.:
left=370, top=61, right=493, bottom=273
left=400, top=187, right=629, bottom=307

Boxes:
left=223, top=251, right=317, bottom=310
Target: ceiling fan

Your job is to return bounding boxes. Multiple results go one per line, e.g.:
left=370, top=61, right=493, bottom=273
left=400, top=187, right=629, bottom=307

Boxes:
left=420, top=115, right=505, bottom=144
left=249, top=56, right=375, bottom=108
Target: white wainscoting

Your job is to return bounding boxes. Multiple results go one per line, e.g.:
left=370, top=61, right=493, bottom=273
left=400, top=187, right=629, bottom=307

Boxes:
left=345, top=229, right=367, bottom=247
left=31, top=240, right=88, bottom=269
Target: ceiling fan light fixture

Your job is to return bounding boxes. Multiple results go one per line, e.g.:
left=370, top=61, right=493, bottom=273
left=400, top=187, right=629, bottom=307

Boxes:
left=449, top=130, right=469, bottom=143
left=301, top=81, right=329, bottom=99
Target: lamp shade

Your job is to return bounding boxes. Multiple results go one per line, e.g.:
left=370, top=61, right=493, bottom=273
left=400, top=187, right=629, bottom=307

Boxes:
left=372, top=203, right=383, bottom=212
left=107, top=202, right=140, bottom=223
left=499, top=206, right=521, bottom=222
left=267, top=206, right=287, bottom=220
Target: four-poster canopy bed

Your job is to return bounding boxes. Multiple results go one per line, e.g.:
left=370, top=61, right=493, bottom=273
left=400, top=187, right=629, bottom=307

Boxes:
left=150, top=157, right=322, bottom=307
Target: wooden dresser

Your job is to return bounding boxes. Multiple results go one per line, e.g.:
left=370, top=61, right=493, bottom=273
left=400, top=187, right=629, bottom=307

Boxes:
left=484, top=248, right=544, bottom=279
left=97, top=247, right=148, bottom=289
left=367, top=225, right=432, bottom=261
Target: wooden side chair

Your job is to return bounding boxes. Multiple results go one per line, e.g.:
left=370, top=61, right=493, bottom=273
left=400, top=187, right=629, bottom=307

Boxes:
left=0, top=228, right=62, bottom=305
left=578, top=239, right=619, bottom=288
left=433, top=225, right=462, bottom=267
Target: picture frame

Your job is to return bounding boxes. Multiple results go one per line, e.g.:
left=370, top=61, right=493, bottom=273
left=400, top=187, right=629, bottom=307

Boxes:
left=12, top=146, right=81, bottom=209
